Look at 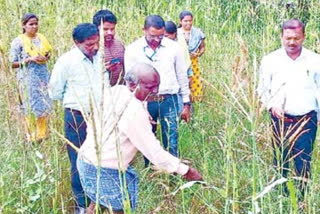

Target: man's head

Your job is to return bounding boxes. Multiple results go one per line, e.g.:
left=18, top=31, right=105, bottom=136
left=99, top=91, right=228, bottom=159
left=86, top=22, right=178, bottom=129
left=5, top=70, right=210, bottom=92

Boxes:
left=144, top=15, right=165, bottom=49
left=281, top=18, right=305, bottom=59
left=124, top=63, right=160, bottom=101
left=164, top=21, right=177, bottom=40
left=93, top=9, right=117, bottom=42
left=72, top=23, right=99, bottom=60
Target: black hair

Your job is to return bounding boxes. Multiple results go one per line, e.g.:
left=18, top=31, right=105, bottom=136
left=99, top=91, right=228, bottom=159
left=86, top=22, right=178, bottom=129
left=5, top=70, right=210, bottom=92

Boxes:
left=72, top=23, right=99, bottom=43
left=21, top=13, right=38, bottom=33
left=281, top=18, right=305, bottom=34
left=179, top=10, right=193, bottom=20
left=144, top=15, right=165, bottom=29
left=93, top=9, right=117, bottom=26
left=165, top=21, right=177, bottom=34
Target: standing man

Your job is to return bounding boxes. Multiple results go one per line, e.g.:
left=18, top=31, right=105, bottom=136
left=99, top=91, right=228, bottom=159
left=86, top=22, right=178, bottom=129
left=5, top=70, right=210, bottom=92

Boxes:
left=93, top=9, right=125, bottom=86
left=257, top=18, right=320, bottom=196
left=125, top=15, right=191, bottom=166
left=49, top=23, right=107, bottom=213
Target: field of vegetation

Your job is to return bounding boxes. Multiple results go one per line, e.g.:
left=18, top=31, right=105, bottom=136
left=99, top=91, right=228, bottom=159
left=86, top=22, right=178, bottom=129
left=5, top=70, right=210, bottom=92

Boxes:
left=1, top=0, right=320, bottom=213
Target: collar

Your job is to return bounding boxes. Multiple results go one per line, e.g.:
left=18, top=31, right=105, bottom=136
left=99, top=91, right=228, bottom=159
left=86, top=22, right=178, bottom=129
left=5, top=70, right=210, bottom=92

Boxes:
left=141, top=36, right=166, bottom=49
left=72, top=46, right=98, bottom=62
left=105, top=38, right=117, bottom=48
left=282, top=47, right=306, bottom=61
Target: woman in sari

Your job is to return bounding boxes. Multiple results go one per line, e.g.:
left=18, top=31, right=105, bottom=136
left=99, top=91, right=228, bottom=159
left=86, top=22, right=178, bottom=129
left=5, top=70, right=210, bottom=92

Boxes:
left=10, top=13, right=52, bottom=142
left=178, top=10, right=205, bottom=102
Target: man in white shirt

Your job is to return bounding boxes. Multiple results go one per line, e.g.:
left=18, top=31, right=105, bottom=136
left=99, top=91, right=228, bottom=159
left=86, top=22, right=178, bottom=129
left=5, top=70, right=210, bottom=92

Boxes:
left=257, top=18, right=320, bottom=196
left=50, top=23, right=107, bottom=214
left=125, top=15, right=191, bottom=167
left=77, top=63, right=202, bottom=214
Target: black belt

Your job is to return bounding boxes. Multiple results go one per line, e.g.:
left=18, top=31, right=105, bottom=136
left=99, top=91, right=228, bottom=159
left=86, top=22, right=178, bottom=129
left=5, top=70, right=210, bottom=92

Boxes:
left=283, top=110, right=316, bottom=123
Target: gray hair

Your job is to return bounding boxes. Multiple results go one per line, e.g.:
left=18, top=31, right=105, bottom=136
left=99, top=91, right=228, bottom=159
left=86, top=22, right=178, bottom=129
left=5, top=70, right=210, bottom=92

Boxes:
left=124, top=71, right=139, bottom=84
left=124, top=63, right=159, bottom=85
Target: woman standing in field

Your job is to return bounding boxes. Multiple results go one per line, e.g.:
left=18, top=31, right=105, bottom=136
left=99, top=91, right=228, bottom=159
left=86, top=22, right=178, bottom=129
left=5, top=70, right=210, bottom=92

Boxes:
left=178, top=10, right=205, bottom=102
left=9, top=13, right=52, bottom=142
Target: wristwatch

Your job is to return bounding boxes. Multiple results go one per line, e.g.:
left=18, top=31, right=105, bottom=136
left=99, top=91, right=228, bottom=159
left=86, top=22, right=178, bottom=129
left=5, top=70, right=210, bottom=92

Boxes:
left=184, top=102, right=191, bottom=106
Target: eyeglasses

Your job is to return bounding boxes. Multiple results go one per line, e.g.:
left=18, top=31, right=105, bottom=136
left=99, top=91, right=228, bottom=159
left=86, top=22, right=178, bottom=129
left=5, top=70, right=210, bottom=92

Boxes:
left=146, top=34, right=164, bottom=40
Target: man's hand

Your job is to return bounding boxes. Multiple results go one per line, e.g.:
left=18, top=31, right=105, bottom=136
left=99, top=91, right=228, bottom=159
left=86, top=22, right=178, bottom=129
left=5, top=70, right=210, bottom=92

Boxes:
left=183, top=167, right=203, bottom=181
left=271, top=107, right=284, bottom=119
left=181, top=104, right=191, bottom=123
left=105, top=60, right=119, bottom=71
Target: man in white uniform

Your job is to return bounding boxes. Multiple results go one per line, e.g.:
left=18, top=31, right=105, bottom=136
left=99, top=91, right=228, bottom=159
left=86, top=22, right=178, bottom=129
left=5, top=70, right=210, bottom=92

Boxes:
left=257, top=18, right=320, bottom=196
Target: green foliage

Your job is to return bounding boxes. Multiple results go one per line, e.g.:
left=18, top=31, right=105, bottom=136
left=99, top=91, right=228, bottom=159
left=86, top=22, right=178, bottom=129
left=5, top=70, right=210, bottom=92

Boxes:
left=1, top=0, right=320, bottom=213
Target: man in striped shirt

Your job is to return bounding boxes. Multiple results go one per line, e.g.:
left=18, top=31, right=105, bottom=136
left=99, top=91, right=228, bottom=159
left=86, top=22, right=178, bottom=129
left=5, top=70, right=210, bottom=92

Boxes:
left=93, top=9, right=125, bottom=86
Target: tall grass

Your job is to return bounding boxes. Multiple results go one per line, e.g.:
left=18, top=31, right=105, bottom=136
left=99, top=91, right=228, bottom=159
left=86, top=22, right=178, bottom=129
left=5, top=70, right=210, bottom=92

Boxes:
left=1, top=0, right=320, bottom=213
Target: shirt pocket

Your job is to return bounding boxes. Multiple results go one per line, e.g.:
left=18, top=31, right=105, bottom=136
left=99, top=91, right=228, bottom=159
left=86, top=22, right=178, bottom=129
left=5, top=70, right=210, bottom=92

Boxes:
left=298, top=69, right=316, bottom=90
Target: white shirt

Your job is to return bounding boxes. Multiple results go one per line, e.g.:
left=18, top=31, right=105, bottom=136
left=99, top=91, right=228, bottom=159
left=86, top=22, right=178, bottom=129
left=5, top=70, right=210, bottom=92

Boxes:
left=49, top=47, right=108, bottom=112
left=78, top=85, right=189, bottom=175
left=257, top=47, right=320, bottom=116
left=124, top=37, right=190, bottom=103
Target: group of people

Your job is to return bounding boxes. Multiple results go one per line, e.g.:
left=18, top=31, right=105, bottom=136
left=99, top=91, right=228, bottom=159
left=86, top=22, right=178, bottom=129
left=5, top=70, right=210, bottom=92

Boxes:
left=9, top=7, right=320, bottom=214
left=10, top=9, right=205, bottom=214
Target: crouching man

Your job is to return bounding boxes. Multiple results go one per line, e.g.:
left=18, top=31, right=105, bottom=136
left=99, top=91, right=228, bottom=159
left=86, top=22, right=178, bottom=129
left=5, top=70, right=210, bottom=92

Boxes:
left=77, top=63, right=202, bottom=214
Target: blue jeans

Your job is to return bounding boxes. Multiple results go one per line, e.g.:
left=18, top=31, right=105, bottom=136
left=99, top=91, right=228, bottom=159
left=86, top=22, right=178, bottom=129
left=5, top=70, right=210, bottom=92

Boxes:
left=177, top=93, right=184, bottom=116
left=64, top=108, right=90, bottom=208
left=271, top=110, right=317, bottom=194
left=145, top=94, right=179, bottom=166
